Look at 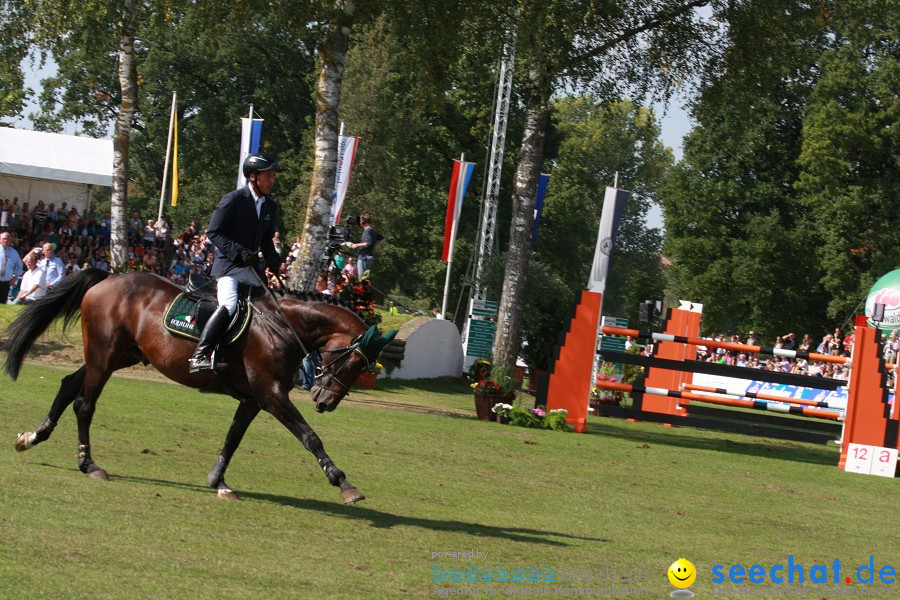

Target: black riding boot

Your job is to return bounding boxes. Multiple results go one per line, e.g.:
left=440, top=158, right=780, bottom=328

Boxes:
left=188, top=306, right=232, bottom=373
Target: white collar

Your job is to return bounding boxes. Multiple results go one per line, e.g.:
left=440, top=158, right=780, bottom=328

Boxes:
left=249, top=183, right=264, bottom=204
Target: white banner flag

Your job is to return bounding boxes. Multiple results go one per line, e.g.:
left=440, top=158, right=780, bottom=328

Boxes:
left=588, top=187, right=628, bottom=293
left=330, top=135, right=359, bottom=226
left=236, top=117, right=263, bottom=190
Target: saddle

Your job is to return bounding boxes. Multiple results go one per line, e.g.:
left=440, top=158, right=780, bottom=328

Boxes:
left=163, top=273, right=256, bottom=343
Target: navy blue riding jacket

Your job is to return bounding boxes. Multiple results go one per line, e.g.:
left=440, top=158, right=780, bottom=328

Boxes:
left=206, top=186, right=280, bottom=279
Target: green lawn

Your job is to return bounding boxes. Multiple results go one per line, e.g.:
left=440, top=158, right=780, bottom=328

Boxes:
left=1, top=360, right=897, bottom=599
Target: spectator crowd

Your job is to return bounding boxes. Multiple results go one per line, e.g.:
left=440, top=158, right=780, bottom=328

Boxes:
left=0, top=196, right=226, bottom=302
left=633, top=326, right=898, bottom=387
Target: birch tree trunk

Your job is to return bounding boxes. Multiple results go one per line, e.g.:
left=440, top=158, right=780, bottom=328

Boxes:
left=110, top=0, right=138, bottom=272
left=491, top=67, right=551, bottom=370
left=290, top=0, right=355, bottom=291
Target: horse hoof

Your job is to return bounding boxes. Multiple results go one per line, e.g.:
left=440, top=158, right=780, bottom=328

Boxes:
left=88, top=470, right=109, bottom=481
left=87, top=469, right=109, bottom=481
left=217, top=488, right=240, bottom=501
left=15, top=432, right=33, bottom=452
left=341, top=487, right=365, bottom=504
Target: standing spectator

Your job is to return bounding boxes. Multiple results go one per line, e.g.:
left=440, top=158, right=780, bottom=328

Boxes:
left=272, top=231, right=284, bottom=258
left=0, top=199, right=8, bottom=229
left=12, top=250, right=47, bottom=304
left=798, top=334, right=813, bottom=353
left=57, top=202, right=68, bottom=227
left=32, top=200, right=48, bottom=238
left=155, top=215, right=171, bottom=250
left=350, top=213, right=383, bottom=275
left=830, top=328, right=843, bottom=355
left=842, top=331, right=855, bottom=356
left=39, top=243, right=66, bottom=288
left=130, top=212, right=143, bottom=239
left=0, top=231, right=24, bottom=303
left=782, top=332, right=797, bottom=351
left=143, top=219, right=157, bottom=249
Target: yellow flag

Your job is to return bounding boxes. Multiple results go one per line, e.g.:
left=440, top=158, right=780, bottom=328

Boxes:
left=170, top=111, right=179, bottom=206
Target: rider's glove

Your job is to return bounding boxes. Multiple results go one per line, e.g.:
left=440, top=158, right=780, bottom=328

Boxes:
left=239, top=247, right=257, bottom=264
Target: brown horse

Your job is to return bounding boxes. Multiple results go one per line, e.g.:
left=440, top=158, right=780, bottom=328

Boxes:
left=4, top=269, right=396, bottom=503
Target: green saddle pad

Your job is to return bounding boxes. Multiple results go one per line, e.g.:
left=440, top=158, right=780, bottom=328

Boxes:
left=163, top=291, right=252, bottom=344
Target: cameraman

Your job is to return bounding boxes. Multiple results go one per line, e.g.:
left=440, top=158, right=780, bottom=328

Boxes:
left=349, top=213, right=383, bottom=275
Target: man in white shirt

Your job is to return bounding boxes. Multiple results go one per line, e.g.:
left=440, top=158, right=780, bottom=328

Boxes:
left=39, top=242, right=66, bottom=289
left=0, top=231, right=24, bottom=303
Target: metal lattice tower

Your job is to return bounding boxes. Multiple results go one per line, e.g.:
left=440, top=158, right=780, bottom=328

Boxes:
left=473, top=33, right=516, bottom=300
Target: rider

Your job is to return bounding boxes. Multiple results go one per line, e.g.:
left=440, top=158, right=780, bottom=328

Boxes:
left=188, top=152, right=281, bottom=373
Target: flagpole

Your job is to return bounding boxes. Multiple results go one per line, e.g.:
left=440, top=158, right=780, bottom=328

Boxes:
left=440, top=153, right=465, bottom=319
left=157, top=91, right=177, bottom=224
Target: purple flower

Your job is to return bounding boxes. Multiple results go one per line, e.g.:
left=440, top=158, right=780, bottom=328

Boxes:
left=531, top=408, right=546, bottom=418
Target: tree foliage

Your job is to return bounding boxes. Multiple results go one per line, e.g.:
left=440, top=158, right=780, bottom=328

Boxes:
left=660, top=0, right=898, bottom=341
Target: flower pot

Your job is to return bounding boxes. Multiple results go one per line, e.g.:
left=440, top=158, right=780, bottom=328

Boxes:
left=474, top=393, right=514, bottom=421
left=354, top=371, right=377, bottom=389
left=495, top=414, right=510, bottom=425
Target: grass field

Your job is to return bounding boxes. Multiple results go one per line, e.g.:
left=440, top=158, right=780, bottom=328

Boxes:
left=1, top=356, right=898, bottom=599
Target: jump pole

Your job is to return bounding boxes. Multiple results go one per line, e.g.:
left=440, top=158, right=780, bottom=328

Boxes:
left=593, top=380, right=844, bottom=421
left=682, top=383, right=844, bottom=410
left=602, top=326, right=856, bottom=366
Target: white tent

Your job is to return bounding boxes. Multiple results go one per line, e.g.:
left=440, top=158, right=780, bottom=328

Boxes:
left=0, top=127, right=113, bottom=215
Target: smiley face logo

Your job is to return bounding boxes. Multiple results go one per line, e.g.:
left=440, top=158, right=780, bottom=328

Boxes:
left=668, top=558, right=696, bottom=589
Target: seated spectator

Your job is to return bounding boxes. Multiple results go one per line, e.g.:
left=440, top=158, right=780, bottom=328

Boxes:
left=11, top=250, right=47, bottom=304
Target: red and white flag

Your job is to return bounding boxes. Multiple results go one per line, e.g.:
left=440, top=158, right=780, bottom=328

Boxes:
left=441, top=159, right=476, bottom=261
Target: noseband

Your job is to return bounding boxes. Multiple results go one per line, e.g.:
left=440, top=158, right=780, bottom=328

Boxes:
left=314, top=336, right=376, bottom=396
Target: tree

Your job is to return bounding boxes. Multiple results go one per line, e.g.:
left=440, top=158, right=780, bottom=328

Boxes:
left=660, top=0, right=897, bottom=340
left=18, top=0, right=158, bottom=271
left=0, top=0, right=32, bottom=121
left=492, top=0, right=715, bottom=369
left=289, top=0, right=356, bottom=291
left=326, top=8, right=514, bottom=306
left=523, top=97, right=670, bottom=370
left=795, top=0, right=900, bottom=320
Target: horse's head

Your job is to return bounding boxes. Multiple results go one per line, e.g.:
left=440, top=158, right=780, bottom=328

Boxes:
left=311, top=325, right=398, bottom=413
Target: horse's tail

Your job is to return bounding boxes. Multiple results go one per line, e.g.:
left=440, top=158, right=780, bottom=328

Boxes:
left=3, top=268, right=112, bottom=381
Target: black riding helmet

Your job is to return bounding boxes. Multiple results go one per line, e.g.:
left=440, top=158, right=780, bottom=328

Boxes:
left=242, top=152, right=278, bottom=178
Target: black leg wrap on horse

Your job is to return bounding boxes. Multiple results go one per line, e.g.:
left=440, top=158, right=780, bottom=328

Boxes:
left=208, top=454, right=228, bottom=488
left=77, top=444, right=97, bottom=473
left=319, top=458, right=345, bottom=487
left=32, top=416, right=57, bottom=446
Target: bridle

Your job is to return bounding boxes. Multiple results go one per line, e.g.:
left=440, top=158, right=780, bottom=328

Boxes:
left=314, top=334, right=376, bottom=396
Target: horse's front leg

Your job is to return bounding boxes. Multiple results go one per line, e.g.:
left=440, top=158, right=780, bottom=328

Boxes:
left=265, top=396, right=364, bottom=504
left=208, top=400, right=261, bottom=500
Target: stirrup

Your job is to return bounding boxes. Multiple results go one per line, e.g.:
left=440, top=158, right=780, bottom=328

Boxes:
left=189, top=355, right=214, bottom=373
left=189, top=350, right=227, bottom=373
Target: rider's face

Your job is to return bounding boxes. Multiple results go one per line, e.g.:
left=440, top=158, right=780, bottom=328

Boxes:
left=253, top=170, right=277, bottom=196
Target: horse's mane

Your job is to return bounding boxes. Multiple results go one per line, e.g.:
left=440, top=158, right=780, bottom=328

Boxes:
left=281, top=290, right=366, bottom=323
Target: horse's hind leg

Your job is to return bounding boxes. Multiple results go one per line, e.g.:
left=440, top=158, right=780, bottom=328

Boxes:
left=16, top=366, right=87, bottom=452
left=208, top=400, right=261, bottom=500
left=71, top=365, right=114, bottom=481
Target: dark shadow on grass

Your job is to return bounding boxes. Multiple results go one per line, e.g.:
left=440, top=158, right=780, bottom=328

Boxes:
left=241, top=491, right=608, bottom=547
left=584, top=419, right=838, bottom=466
left=42, top=465, right=606, bottom=547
